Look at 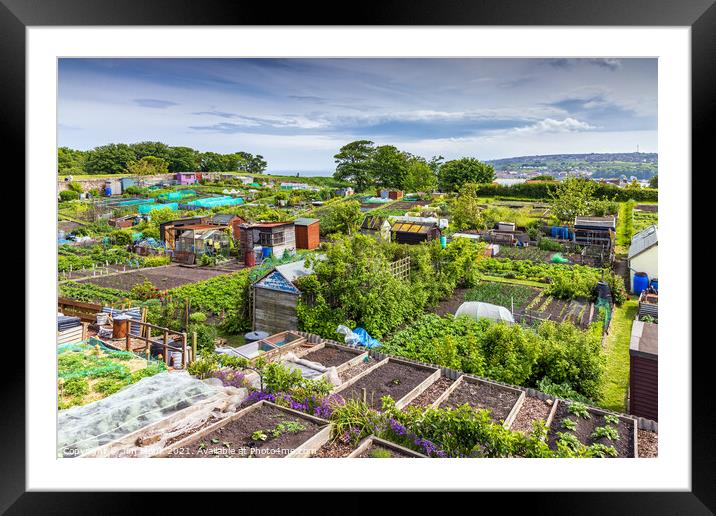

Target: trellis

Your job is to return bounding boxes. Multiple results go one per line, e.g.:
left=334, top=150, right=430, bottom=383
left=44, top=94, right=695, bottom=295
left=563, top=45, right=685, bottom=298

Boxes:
left=389, top=256, right=411, bottom=281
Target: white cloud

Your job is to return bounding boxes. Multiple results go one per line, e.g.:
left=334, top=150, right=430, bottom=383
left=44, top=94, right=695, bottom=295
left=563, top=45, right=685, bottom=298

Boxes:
left=512, top=117, right=597, bottom=135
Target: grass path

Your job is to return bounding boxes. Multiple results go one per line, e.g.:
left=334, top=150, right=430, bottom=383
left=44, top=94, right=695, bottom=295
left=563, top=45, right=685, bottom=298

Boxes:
left=600, top=299, right=638, bottom=412
left=478, top=275, right=547, bottom=289
left=615, top=201, right=635, bottom=255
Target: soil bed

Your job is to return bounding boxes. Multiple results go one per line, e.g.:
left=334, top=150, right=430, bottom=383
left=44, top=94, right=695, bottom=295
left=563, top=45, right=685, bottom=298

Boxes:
left=407, top=377, right=455, bottom=408
left=357, top=444, right=415, bottom=458
left=431, top=288, right=470, bottom=317
left=441, top=380, right=521, bottom=423
left=510, top=396, right=553, bottom=434
left=340, top=361, right=435, bottom=409
left=166, top=404, right=323, bottom=458
left=637, top=430, right=658, bottom=458
left=338, top=357, right=378, bottom=383
left=301, top=346, right=363, bottom=368
left=548, top=402, right=635, bottom=458
left=81, top=264, right=235, bottom=291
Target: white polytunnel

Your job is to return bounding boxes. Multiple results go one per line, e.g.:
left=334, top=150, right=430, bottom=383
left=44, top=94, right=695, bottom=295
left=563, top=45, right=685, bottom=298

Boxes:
left=455, top=301, right=515, bottom=324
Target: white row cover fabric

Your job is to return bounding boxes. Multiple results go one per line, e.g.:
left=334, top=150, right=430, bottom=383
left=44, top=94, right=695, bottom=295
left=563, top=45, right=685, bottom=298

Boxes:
left=57, top=372, right=219, bottom=458
left=455, top=301, right=515, bottom=324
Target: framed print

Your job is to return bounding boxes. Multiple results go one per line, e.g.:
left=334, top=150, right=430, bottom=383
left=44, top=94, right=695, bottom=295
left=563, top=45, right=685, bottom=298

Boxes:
left=5, top=0, right=713, bottom=512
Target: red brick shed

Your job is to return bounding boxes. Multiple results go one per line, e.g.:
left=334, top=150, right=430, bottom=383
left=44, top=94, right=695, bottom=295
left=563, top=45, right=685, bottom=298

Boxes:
left=294, top=218, right=320, bottom=250
left=629, top=320, right=658, bottom=421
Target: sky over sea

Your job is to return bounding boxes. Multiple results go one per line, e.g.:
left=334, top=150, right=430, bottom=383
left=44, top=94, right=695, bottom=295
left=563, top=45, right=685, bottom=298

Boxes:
left=58, top=58, right=657, bottom=174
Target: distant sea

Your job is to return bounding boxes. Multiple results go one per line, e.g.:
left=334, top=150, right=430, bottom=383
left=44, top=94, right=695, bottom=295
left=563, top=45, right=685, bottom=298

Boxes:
left=266, top=169, right=334, bottom=177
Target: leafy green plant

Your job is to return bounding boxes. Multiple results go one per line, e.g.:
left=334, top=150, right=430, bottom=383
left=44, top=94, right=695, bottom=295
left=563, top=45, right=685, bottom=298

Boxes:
left=369, top=447, right=393, bottom=458
left=567, top=402, right=591, bottom=420
left=591, top=425, right=619, bottom=441
left=187, top=355, right=218, bottom=379
left=561, top=418, right=577, bottom=431
left=604, top=414, right=620, bottom=425
left=251, top=431, right=268, bottom=441
left=587, top=443, right=618, bottom=458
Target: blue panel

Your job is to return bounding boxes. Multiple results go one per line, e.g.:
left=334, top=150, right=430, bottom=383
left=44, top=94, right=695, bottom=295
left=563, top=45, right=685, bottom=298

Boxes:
left=256, top=271, right=300, bottom=294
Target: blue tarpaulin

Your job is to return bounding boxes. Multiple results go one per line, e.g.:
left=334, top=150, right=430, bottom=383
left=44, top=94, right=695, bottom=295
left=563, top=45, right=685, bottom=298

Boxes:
left=352, top=327, right=382, bottom=349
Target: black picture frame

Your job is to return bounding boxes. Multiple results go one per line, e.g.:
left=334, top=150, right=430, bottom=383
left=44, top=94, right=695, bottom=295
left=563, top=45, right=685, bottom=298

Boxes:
left=5, top=0, right=710, bottom=512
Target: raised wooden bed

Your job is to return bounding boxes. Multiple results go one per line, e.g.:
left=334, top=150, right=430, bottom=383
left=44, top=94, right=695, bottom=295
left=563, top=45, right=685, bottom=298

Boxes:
left=333, top=357, right=440, bottom=410
left=508, top=395, right=559, bottom=437
left=547, top=400, right=638, bottom=458
left=296, top=342, right=368, bottom=372
left=156, top=401, right=331, bottom=458
left=432, top=375, right=525, bottom=428
left=347, top=435, right=427, bottom=458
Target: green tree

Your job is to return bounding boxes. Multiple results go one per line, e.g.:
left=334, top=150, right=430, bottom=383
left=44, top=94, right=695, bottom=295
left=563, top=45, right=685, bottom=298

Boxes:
left=404, top=157, right=437, bottom=193
left=126, top=156, right=170, bottom=175
left=168, top=146, right=200, bottom=172
left=84, top=143, right=136, bottom=174
left=320, top=200, right=363, bottom=236
left=438, top=158, right=495, bottom=192
left=58, top=147, right=88, bottom=175
left=333, top=140, right=376, bottom=191
left=130, top=141, right=171, bottom=162
left=648, top=175, right=658, bottom=189
left=548, top=177, right=597, bottom=223
left=371, top=145, right=408, bottom=189
left=450, top=183, right=485, bottom=231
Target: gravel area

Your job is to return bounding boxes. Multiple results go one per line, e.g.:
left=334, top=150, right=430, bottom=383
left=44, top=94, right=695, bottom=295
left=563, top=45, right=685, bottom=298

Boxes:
left=637, top=430, right=658, bottom=458
left=312, top=439, right=355, bottom=458
left=510, top=396, right=553, bottom=434
left=406, top=377, right=455, bottom=408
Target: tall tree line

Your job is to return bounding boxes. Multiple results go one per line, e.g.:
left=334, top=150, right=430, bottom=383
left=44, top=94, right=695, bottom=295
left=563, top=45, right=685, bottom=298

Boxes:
left=332, top=140, right=495, bottom=193
left=57, top=141, right=267, bottom=175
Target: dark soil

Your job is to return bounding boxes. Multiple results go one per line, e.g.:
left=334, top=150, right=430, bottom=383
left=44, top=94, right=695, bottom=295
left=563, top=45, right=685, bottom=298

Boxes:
left=341, top=360, right=436, bottom=409
left=441, top=379, right=521, bottom=423
left=637, top=429, right=658, bottom=458
left=166, top=404, right=323, bottom=458
left=301, top=346, right=363, bottom=368
left=312, top=439, right=356, bottom=458
left=510, top=396, right=554, bottom=434
left=82, top=264, right=234, bottom=292
left=431, top=288, right=470, bottom=317
left=338, top=357, right=378, bottom=383
left=357, top=444, right=415, bottom=458
left=406, top=377, right=455, bottom=408
left=548, top=402, right=635, bottom=458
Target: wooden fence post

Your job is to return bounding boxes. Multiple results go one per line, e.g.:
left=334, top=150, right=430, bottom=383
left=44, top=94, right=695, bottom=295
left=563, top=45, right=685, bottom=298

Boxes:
left=192, top=331, right=197, bottom=364
left=163, top=331, right=169, bottom=367
left=125, top=319, right=131, bottom=352
left=182, top=333, right=188, bottom=369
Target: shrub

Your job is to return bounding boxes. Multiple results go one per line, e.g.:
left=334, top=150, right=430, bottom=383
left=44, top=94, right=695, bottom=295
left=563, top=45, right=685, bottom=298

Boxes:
left=110, top=229, right=135, bottom=246
left=59, top=190, right=80, bottom=202
left=67, top=181, right=84, bottom=193
left=142, top=255, right=170, bottom=267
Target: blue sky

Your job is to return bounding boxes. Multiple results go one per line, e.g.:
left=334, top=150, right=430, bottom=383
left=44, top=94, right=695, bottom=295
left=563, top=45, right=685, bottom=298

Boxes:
left=58, top=58, right=657, bottom=174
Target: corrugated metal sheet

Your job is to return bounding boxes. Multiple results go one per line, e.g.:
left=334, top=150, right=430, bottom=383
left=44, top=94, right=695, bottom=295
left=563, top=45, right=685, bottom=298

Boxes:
left=628, top=225, right=658, bottom=259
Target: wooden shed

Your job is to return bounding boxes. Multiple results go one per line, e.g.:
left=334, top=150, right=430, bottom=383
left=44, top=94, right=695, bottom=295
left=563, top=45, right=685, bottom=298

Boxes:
left=390, top=221, right=441, bottom=245
left=159, top=216, right=209, bottom=247
left=239, top=221, right=296, bottom=262
left=360, top=215, right=391, bottom=241
left=294, top=218, right=320, bottom=250
left=252, top=259, right=316, bottom=335
left=629, top=320, right=658, bottom=421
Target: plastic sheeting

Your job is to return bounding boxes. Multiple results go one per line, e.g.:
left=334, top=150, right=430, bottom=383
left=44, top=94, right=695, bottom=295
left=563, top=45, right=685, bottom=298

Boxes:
left=336, top=325, right=381, bottom=349
left=57, top=371, right=219, bottom=458
left=280, top=352, right=341, bottom=387
left=455, top=301, right=515, bottom=324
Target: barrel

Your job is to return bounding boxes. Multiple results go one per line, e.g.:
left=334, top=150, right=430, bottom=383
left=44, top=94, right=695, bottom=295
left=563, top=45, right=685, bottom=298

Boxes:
left=112, top=315, right=131, bottom=339
left=262, top=247, right=272, bottom=259
left=104, top=187, right=112, bottom=196
left=244, top=249, right=256, bottom=266
left=650, top=279, right=658, bottom=292
left=633, top=272, right=649, bottom=295
left=440, top=235, right=447, bottom=249
left=550, top=226, right=558, bottom=238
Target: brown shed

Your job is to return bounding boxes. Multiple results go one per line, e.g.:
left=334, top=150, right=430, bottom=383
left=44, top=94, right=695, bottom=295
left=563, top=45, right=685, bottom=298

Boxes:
left=629, top=320, right=658, bottom=421
left=294, top=218, right=320, bottom=250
